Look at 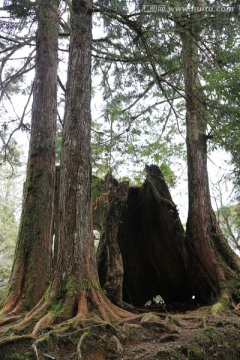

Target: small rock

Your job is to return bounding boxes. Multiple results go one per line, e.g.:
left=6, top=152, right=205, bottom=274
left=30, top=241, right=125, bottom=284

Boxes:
left=145, top=300, right=152, bottom=307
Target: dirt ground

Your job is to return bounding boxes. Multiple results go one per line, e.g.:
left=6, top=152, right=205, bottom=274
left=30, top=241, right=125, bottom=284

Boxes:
left=1, top=305, right=240, bottom=359
left=122, top=306, right=240, bottom=360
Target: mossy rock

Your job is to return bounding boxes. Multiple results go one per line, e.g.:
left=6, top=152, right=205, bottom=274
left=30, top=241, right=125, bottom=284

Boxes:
left=78, top=324, right=123, bottom=360
left=210, top=296, right=230, bottom=316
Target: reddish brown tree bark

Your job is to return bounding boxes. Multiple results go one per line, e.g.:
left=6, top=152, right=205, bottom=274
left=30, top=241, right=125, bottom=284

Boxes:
left=1, top=0, right=59, bottom=313
left=178, top=11, right=240, bottom=304
left=4, top=0, right=132, bottom=336
left=42, top=0, right=131, bottom=323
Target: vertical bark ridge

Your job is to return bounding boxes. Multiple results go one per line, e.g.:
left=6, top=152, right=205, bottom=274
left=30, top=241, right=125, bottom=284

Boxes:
left=1, top=0, right=59, bottom=312
left=177, top=8, right=240, bottom=303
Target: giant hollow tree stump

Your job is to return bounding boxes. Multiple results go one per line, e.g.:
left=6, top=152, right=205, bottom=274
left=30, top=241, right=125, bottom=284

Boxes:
left=93, top=165, right=192, bottom=307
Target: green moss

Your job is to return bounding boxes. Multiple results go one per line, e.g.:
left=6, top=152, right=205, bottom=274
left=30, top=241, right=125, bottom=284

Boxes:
left=167, top=315, right=180, bottom=326
left=65, top=276, right=79, bottom=296
left=187, top=324, right=240, bottom=359
left=50, top=301, right=63, bottom=316
left=0, top=339, right=34, bottom=360
left=156, top=349, right=183, bottom=359
left=77, top=324, right=122, bottom=359
left=195, top=326, right=220, bottom=346
left=65, top=276, right=99, bottom=297
left=78, top=278, right=99, bottom=292
left=185, top=348, right=205, bottom=360
left=122, top=323, right=141, bottom=340
left=1, top=351, right=33, bottom=360
left=43, top=287, right=56, bottom=301
left=22, top=297, right=34, bottom=311
left=225, top=278, right=240, bottom=300
left=210, top=297, right=229, bottom=315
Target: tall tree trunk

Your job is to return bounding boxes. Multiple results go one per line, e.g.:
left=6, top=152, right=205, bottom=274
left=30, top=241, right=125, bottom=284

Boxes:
left=50, top=0, right=98, bottom=309
left=1, top=0, right=59, bottom=313
left=12, top=0, right=132, bottom=335
left=45, top=0, right=131, bottom=322
left=178, top=13, right=240, bottom=303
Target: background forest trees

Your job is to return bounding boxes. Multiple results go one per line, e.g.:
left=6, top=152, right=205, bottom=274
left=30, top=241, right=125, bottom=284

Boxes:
left=0, top=161, right=22, bottom=292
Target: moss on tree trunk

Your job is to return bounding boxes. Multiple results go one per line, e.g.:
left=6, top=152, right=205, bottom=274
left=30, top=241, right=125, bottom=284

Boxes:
left=1, top=0, right=59, bottom=313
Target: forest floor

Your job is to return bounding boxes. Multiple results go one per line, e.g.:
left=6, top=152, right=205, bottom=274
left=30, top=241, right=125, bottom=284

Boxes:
left=122, top=305, right=240, bottom=360
left=1, top=304, right=240, bottom=359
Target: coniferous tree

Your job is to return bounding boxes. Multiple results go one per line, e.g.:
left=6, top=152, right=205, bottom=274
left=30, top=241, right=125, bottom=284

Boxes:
left=177, top=4, right=240, bottom=304
left=0, top=2, right=132, bottom=345
left=1, top=0, right=59, bottom=312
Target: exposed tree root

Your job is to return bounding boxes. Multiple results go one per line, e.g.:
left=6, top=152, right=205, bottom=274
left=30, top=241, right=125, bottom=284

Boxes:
left=30, top=322, right=123, bottom=360
left=0, top=285, right=23, bottom=314
left=1, top=302, right=138, bottom=359
left=1, top=290, right=239, bottom=360
left=31, top=328, right=69, bottom=360
left=0, top=291, right=57, bottom=336
left=0, top=288, right=134, bottom=345
left=77, top=331, right=89, bottom=359
left=32, top=313, right=55, bottom=337
left=0, top=334, right=33, bottom=346
left=0, top=294, right=26, bottom=328
left=0, top=314, right=21, bottom=328
left=0, top=288, right=53, bottom=329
